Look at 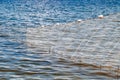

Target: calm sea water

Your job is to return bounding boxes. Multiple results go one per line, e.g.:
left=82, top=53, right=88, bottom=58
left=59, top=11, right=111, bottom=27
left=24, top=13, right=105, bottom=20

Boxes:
left=0, top=0, right=120, bottom=79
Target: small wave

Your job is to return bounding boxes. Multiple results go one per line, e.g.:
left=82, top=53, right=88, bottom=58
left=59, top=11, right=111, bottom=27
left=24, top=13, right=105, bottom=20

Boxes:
left=0, top=33, right=9, bottom=38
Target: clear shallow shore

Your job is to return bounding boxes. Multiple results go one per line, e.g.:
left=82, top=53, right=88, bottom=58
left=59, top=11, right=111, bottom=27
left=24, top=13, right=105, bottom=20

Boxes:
left=26, top=13, right=120, bottom=79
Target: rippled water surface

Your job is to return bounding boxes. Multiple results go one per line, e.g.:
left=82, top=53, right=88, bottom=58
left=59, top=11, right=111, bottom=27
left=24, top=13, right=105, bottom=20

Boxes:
left=0, top=0, right=120, bottom=26
left=0, top=0, right=120, bottom=80
left=26, top=13, right=120, bottom=79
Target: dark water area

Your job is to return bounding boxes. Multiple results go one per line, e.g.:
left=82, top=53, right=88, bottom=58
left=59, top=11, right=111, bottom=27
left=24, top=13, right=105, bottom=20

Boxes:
left=0, top=0, right=120, bottom=79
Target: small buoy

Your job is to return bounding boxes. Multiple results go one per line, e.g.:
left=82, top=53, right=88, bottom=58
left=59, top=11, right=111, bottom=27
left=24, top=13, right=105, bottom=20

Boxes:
left=98, top=15, right=104, bottom=19
left=41, top=25, right=45, bottom=28
left=77, top=19, right=82, bottom=22
left=56, top=23, right=60, bottom=25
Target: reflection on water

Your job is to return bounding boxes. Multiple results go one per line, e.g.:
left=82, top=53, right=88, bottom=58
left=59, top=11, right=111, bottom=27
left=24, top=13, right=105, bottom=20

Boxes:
left=26, top=13, right=120, bottom=79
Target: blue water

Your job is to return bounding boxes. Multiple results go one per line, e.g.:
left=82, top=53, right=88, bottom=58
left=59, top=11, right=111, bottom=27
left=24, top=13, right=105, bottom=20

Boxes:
left=0, top=0, right=120, bottom=27
left=0, top=0, right=120, bottom=79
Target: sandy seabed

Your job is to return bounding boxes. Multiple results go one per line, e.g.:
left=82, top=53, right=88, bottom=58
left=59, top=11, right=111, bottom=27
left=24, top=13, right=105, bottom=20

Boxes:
left=26, top=13, right=120, bottom=68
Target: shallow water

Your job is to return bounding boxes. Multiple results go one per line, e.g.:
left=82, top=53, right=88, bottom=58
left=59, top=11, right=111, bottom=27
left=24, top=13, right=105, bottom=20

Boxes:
left=26, top=13, right=120, bottom=79
left=0, top=0, right=120, bottom=79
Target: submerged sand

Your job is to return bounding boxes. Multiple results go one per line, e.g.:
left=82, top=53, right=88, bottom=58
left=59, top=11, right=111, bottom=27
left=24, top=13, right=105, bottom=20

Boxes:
left=26, top=13, right=120, bottom=68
